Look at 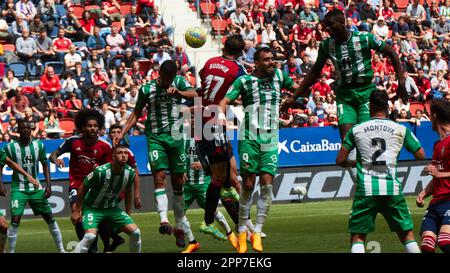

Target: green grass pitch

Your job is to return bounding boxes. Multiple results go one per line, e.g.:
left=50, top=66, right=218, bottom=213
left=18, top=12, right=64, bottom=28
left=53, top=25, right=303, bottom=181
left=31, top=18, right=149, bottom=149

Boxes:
left=12, top=196, right=429, bottom=253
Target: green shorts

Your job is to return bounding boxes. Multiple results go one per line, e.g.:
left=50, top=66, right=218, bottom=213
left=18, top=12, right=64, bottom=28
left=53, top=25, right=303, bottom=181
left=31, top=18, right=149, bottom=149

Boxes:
left=82, top=206, right=134, bottom=232
left=336, top=84, right=374, bottom=125
left=184, top=182, right=210, bottom=210
left=238, top=139, right=278, bottom=176
left=349, top=195, right=414, bottom=234
left=147, top=133, right=187, bottom=173
left=10, top=190, right=52, bottom=217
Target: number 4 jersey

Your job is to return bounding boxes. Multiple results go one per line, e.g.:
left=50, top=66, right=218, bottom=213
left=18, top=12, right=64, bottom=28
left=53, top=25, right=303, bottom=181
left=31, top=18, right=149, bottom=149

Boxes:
left=343, top=118, right=422, bottom=196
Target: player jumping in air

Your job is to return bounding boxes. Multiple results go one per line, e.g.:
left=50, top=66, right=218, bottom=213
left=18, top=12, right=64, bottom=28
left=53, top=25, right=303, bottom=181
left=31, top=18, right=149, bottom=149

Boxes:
left=283, top=9, right=408, bottom=179
left=4, top=120, right=65, bottom=253
left=336, top=90, right=425, bottom=253
left=117, top=60, right=198, bottom=248
left=49, top=109, right=113, bottom=253
left=416, top=99, right=450, bottom=253
left=72, top=145, right=142, bottom=253
left=218, top=47, right=309, bottom=253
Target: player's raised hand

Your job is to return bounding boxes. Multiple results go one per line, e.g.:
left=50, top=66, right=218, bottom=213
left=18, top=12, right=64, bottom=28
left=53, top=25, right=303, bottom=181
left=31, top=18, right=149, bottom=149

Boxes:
left=424, top=164, right=440, bottom=178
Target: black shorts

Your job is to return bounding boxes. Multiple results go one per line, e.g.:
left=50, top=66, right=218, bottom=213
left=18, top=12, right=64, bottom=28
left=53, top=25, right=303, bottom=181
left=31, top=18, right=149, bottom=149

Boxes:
left=195, top=137, right=233, bottom=176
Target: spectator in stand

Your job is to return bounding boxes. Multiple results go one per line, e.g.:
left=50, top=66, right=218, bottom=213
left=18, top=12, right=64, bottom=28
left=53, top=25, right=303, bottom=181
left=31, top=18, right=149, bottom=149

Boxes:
left=323, top=113, right=338, bottom=127
left=29, top=86, right=51, bottom=121
left=415, top=68, right=432, bottom=102
left=87, top=26, right=106, bottom=54
left=16, top=0, right=37, bottom=22
left=427, top=0, right=441, bottom=24
left=236, top=0, right=252, bottom=12
left=146, top=62, right=160, bottom=81
left=111, top=65, right=132, bottom=96
left=264, top=5, right=280, bottom=28
left=137, top=0, right=155, bottom=22
left=261, top=23, right=277, bottom=45
left=91, top=63, right=110, bottom=93
left=300, top=4, right=319, bottom=29
left=248, top=4, right=264, bottom=31
left=11, top=16, right=29, bottom=40
left=406, top=0, right=427, bottom=34
left=240, top=40, right=255, bottom=70
left=372, top=16, right=390, bottom=44
left=148, top=6, right=173, bottom=36
left=104, top=86, right=121, bottom=113
left=35, top=28, right=56, bottom=64
left=2, top=0, right=17, bottom=25
left=384, top=72, right=398, bottom=101
left=64, top=92, right=82, bottom=118
left=430, top=50, right=448, bottom=76
left=312, top=74, right=332, bottom=97
left=346, top=17, right=359, bottom=32
left=378, top=0, right=395, bottom=27
left=52, top=28, right=73, bottom=62
left=152, top=46, right=171, bottom=65
left=275, top=20, right=290, bottom=47
left=441, top=0, right=450, bottom=19
left=395, top=108, right=416, bottom=124
left=393, top=16, right=410, bottom=40
left=300, top=54, right=313, bottom=76
left=43, top=109, right=61, bottom=139
left=64, top=44, right=82, bottom=71
left=87, top=88, right=104, bottom=112
left=372, top=52, right=386, bottom=86
left=0, top=93, right=12, bottom=123
left=6, top=117, right=19, bottom=140
left=230, top=7, right=247, bottom=30
left=345, top=2, right=362, bottom=29
left=126, top=26, right=143, bottom=58
left=158, top=31, right=173, bottom=52
left=283, top=55, right=302, bottom=79
left=359, top=1, right=378, bottom=32
left=401, top=31, right=420, bottom=61
left=303, top=113, right=320, bottom=127
left=102, top=0, right=122, bottom=22
left=139, top=25, right=158, bottom=58
left=115, top=102, right=131, bottom=127
left=2, top=70, right=19, bottom=95
left=96, top=4, right=114, bottom=28
left=121, top=48, right=137, bottom=70
left=128, top=61, right=145, bottom=86
left=404, top=71, right=420, bottom=98
left=87, top=49, right=105, bottom=72
left=29, top=15, right=45, bottom=38
left=280, top=2, right=297, bottom=28
left=123, top=85, right=139, bottom=111
left=305, top=38, right=319, bottom=62
left=241, top=21, right=257, bottom=45
left=417, top=53, right=431, bottom=77
left=293, top=20, right=312, bottom=52
left=321, top=58, right=336, bottom=80
left=100, top=102, right=116, bottom=134
left=433, top=15, right=450, bottom=44
left=73, top=62, right=93, bottom=100
left=312, top=23, right=327, bottom=42
left=79, top=11, right=95, bottom=37
left=172, top=44, right=195, bottom=77
left=23, top=107, right=40, bottom=138
left=38, top=0, right=57, bottom=27
left=40, top=66, right=62, bottom=97
left=323, top=93, right=337, bottom=115
left=121, top=5, right=146, bottom=35
left=0, top=13, right=13, bottom=44
left=219, top=0, right=237, bottom=18
left=313, top=100, right=327, bottom=123
left=61, top=71, right=81, bottom=99
left=62, top=6, right=89, bottom=42
left=269, top=39, right=286, bottom=60
left=430, top=69, right=448, bottom=99
left=50, top=91, right=67, bottom=118
left=16, top=29, right=38, bottom=64
left=107, top=25, right=126, bottom=54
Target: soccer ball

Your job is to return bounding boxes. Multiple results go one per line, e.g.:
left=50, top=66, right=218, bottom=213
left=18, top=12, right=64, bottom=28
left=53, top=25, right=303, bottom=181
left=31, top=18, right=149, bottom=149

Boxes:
left=292, top=186, right=307, bottom=196
left=185, top=26, right=207, bottom=48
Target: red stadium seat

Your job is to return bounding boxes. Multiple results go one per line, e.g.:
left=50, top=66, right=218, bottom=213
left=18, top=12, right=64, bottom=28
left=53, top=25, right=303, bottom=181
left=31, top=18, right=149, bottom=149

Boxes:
left=135, top=26, right=146, bottom=36
left=138, top=59, right=152, bottom=74
left=1, top=122, right=8, bottom=133
left=424, top=100, right=431, bottom=115
left=111, top=21, right=122, bottom=32
left=72, top=6, right=85, bottom=19
left=59, top=118, right=75, bottom=138
left=0, top=62, right=6, bottom=79
left=211, top=18, right=228, bottom=38
left=199, top=2, right=216, bottom=19
left=409, top=102, right=425, bottom=115
left=394, top=0, right=409, bottom=10
left=119, top=3, right=132, bottom=16
left=3, top=44, right=15, bottom=52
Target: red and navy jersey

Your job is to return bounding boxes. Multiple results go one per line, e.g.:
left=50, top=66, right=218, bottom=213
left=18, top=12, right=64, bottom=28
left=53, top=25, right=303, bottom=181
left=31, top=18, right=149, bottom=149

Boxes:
left=200, top=56, right=246, bottom=107
left=57, top=136, right=112, bottom=189
left=430, top=135, right=450, bottom=204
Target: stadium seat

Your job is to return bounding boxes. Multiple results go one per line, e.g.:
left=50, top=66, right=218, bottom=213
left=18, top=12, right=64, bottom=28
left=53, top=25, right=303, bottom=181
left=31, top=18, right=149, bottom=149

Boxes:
left=100, top=27, right=111, bottom=40
left=27, top=62, right=42, bottom=80
left=199, top=2, right=216, bottom=20
left=82, top=60, right=89, bottom=70
left=59, top=118, right=75, bottom=137
left=138, top=59, right=152, bottom=74
left=84, top=5, right=100, bottom=12
left=3, top=44, right=15, bottom=52
left=73, top=41, right=87, bottom=49
left=0, top=63, right=6, bottom=79
left=72, top=5, right=85, bottom=19
left=38, top=121, right=45, bottom=131
left=8, top=62, right=27, bottom=80
left=135, top=26, right=146, bottom=36
left=394, top=0, right=409, bottom=10
left=210, top=18, right=228, bottom=38
left=119, top=3, right=132, bottom=16
left=111, top=21, right=122, bottom=32
left=409, top=102, right=425, bottom=115
left=1, top=122, right=9, bottom=133
left=424, top=100, right=431, bottom=115
left=44, top=61, right=65, bottom=76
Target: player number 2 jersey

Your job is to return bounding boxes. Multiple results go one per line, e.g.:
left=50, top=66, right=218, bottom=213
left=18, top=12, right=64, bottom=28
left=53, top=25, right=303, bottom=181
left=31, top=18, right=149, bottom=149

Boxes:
left=83, top=163, right=136, bottom=209
left=343, top=118, right=422, bottom=196
left=317, top=32, right=385, bottom=87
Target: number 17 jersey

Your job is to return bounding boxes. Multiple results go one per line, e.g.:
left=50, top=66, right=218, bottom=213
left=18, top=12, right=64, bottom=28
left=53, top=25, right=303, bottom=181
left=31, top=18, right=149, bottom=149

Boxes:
left=343, top=118, right=422, bottom=196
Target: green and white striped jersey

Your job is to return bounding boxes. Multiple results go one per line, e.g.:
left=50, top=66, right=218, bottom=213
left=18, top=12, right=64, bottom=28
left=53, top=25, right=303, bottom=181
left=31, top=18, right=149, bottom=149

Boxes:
left=3, top=140, right=45, bottom=193
left=343, top=118, right=422, bottom=196
left=136, top=76, right=193, bottom=135
left=83, top=163, right=135, bottom=209
left=225, top=69, right=294, bottom=142
left=0, top=149, right=6, bottom=167
left=317, top=32, right=385, bottom=87
left=185, top=138, right=210, bottom=186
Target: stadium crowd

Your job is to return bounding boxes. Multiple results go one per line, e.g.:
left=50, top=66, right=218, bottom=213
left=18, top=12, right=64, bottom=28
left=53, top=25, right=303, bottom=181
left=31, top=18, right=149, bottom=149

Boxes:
left=0, top=0, right=449, bottom=142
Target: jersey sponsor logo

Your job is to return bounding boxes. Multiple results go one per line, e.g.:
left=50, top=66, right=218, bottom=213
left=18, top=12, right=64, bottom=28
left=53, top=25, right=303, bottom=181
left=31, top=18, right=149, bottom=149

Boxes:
left=78, top=155, right=97, bottom=165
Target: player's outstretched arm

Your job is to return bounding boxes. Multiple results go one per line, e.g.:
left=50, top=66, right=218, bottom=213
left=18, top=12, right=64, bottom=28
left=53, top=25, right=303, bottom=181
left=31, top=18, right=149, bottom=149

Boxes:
left=42, top=160, right=52, bottom=198
left=4, top=157, right=40, bottom=187
left=133, top=167, right=142, bottom=210
left=49, top=150, right=65, bottom=168
left=413, top=147, right=426, bottom=160
left=416, top=178, right=434, bottom=207
left=72, top=182, right=87, bottom=225
left=125, top=186, right=132, bottom=215
left=336, top=146, right=356, bottom=168
left=118, top=104, right=145, bottom=145
left=380, top=44, right=408, bottom=104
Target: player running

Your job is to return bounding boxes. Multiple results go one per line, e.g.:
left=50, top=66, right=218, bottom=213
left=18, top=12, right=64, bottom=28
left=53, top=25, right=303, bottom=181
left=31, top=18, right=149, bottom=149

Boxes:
left=49, top=109, right=112, bottom=253
left=72, top=145, right=142, bottom=253
left=416, top=99, right=450, bottom=253
left=116, top=60, right=198, bottom=248
left=195, top=34, right=246, bottom=248
left=4, top=120, right=65, bottom=253
left=336, top=89, right=425, bottom=253
left=283, top=9, right=408, bottom=179
left=218, top=47, right=308, bottom=253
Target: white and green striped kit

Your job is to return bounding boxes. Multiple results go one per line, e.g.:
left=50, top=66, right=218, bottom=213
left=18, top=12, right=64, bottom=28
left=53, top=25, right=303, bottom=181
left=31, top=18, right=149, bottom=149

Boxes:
left=343, top=118, right=422, bottom=196
left=185, top=138, right=209, bottom=186
left=136, top=76, right=192, bottom=135
left=225, top=69, right=294, bottom=141
left=83, top=163, right=136, bottom=209
left=3, top=140, right=46, bottom=193
left=317, top=32, right=385, bottom=87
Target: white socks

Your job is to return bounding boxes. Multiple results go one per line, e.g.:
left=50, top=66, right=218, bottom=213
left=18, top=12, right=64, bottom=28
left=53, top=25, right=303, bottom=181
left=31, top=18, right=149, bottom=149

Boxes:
left=79, top=233, right=97, bottom=253
left=404, top=241, right=421, bottom=253
left=7, top=225, right=19, bottom=253
left=173, top=191, right=185, bottom=230
left=154, top=189, right=169, bottom=224
left=129, top=228, right=141, bottom=253
left=182, top=216, right=195, bottom=242
left=214, top=211, right=231, bottom=234
left=48, top=221, right=65, bottom=253
left=255, top=185, right=273, bottom=233
left=351, top=242, right=365, bottom=253
left=238, top=189, right=253, bottom=233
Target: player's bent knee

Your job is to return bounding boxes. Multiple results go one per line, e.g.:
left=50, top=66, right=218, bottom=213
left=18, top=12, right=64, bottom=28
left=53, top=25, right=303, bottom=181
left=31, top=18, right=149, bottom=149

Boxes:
left=421, top=234, right=437, bottom=253
left=129, top=228, right=141, bottom=240
left=437, top=232, right=450, bottom=253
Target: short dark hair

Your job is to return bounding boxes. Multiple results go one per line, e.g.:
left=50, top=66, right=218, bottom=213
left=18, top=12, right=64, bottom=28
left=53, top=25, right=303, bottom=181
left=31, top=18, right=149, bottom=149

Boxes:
left=324, top=9, right=345, bottom=24
left=160, top=60, right=178, bottom=76
left=109, top=124, right=122, bottom=134
left=112, top=144, right=128, bottom=153
left=369, top=89, right=389, bottom=115
left=75, top=108, right=105, bottom=132
left=224, top=34, right=245, bottom=56
left=430, top=99, right=450, bottom=125
left=254, top=47, right=273, bottom=62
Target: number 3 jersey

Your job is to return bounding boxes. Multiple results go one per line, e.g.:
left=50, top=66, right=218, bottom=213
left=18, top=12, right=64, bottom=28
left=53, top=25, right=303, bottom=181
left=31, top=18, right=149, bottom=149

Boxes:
left=343, top=118, right=422, bottom=196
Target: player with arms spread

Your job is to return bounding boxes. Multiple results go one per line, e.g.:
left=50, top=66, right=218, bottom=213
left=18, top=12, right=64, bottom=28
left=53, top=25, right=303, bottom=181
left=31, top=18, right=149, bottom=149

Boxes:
left=49, top=109, right=112, bottom=253
left=416, top=99, right=450, bottom=253
left=4, top=120, right=65, bottom=253
left=72, top=144, right=142, bottom=253
left=117, top=60, right=198, bottom=248
left=336, top=90, right=425, bottom=253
